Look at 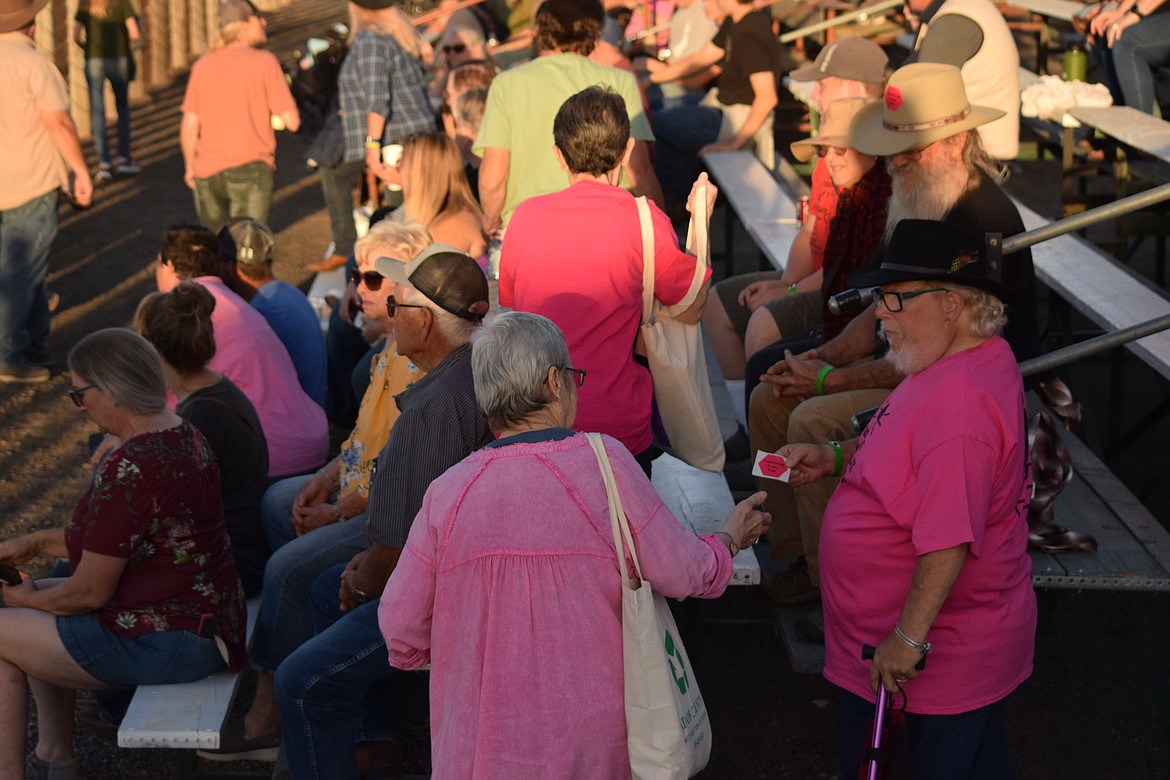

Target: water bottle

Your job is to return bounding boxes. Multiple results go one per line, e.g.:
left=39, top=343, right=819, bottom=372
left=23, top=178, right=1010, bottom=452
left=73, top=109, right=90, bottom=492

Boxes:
left=1063, top=42, right=1087, bottom=82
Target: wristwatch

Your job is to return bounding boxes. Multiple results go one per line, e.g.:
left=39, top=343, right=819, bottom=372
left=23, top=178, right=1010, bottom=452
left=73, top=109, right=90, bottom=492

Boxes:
left=364, top=135, right=381, bottom=150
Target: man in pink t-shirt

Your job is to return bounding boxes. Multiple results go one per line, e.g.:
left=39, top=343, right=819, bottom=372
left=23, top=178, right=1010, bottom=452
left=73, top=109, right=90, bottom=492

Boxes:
left=778, top=219, right=1035, bottom=778
left=180, top=0, right=299, bottom=228
left=500, top=87, right=713, bottom=471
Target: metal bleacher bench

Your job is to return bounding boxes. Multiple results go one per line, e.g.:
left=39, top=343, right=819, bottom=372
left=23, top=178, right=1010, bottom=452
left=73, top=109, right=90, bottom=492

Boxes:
left=118, top=597, right=263, bottom=774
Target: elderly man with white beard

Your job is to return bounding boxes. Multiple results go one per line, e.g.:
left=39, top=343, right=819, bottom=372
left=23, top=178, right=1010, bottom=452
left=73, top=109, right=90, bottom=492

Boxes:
left=777, top=218, right=1036, bottom=778
left=749, top=63, right=1039, bottom=611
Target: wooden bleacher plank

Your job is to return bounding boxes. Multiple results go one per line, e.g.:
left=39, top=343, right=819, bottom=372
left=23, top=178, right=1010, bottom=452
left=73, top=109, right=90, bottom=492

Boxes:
left=1068, top=105, right=1170, bottom=165
left=651, top=453, right=761, bottom=585
left=701, top=151, right=798, bottom=223
left=744, top=220, right=801, bottom=272
left=118, top=597, right=262, bottom=750
left=1014, top=0, right=1083, bottom=22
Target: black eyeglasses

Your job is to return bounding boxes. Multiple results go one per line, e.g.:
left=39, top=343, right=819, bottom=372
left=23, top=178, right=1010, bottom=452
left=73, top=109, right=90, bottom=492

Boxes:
left=870, top=287, right=948, bottom=313
left=442, top=43, right=467, bottom=55
left=350, top=269, right=385, bottom=290
left=386, top=296, right=432, bottom=318
left=815, top=145, right=848, bottom=158
left=68, top=384, right=97, bottom=407
left=559, top=366, right=586, bottom=387
left=892, top=141, right=936, bottom=162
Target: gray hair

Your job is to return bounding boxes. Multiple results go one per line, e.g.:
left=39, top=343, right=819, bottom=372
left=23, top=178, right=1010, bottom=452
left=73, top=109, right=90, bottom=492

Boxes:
left=945, top=284, right=1007, bottom=337
left=470, top=312, right=570, bottom=429
left=67, top=328, right=167, bottom=415
left=398, top=285, right=480, bottom=344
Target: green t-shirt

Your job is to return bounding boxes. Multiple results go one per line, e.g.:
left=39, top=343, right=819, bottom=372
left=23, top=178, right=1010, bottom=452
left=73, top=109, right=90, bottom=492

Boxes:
left=75, top=0, right=135, bottom=60
left=473, top=53, right=654, bottom=227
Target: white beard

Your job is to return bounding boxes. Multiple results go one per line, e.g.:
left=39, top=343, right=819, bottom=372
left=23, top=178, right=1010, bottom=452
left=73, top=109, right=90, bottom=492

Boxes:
left=884, top=156, right=969, bottom=243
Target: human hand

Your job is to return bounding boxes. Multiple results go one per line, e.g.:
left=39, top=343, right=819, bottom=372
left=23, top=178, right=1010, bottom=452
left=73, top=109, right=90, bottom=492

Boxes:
left=183, top=168, right=196, bottom=190
left=365, top=146, right=382, bottom=172
left=0, top=575, right=37, bottom=608
left=776, top=443, right=836, bottom=486
left=737, top=280, right=788, bottom=311
left=72, top=170, right=94, bottom=207
left=758, top=349, right=829, bottom=399
left=720, top=490, right=771, bottom=551
left=1090, top=7, right=1132, bottom=44
left=870, top=630, right=925, bottom=694
left=291, top=502, right=338, bottom=537
left=339, top=550, right=370, bottom=612
left=339, top=281, right=360, bottom=326
left=685, top=172, right=718, bottom=219
left=0, top=536, right=38, bottom=567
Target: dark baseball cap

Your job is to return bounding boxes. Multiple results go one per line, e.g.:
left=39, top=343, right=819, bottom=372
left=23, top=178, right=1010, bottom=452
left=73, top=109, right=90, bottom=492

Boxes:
left=376, top=244, right=490, bottom=322
left=217, top=218, right=275, bottom=266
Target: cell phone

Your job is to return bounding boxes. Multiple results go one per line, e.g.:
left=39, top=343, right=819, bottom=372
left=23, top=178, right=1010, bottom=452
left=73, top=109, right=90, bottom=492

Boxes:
left=0, top=564, right=23, bottom=586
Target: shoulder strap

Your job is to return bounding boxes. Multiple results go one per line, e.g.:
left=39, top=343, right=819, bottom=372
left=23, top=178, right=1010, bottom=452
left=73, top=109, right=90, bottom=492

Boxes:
left=586, top=433, right=643, bottom=584
left=636, top=196, right=655, bottom=327
left=659, top=182, right=710, bottom=318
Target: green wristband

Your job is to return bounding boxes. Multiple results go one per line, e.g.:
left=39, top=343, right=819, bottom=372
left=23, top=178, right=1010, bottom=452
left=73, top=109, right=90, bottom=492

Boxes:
left=828, top=440, right=844, bottom=478
left=815, top=364, right=835, bottom=396
left=788, top=283, right=798, bottom=296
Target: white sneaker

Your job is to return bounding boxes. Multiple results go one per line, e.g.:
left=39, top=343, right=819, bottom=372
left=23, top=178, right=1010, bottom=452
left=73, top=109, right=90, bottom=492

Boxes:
left=114, top=159, right=142, bottom=175
left=95, top=163, right=113, bottom=183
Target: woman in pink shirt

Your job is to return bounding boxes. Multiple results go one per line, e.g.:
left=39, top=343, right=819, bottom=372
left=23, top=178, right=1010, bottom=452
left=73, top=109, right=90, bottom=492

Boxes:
left=379, top=312, right=769, bottom=779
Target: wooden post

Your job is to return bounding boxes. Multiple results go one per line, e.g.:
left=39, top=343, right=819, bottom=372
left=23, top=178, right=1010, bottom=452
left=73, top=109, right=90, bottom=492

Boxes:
left=169, top=0, right=188, bottom=72
left=205, top=0, right=219, bottom=53
left=128, top=0, right=147, bottom=100
left=189, top=0, right=206, bottom=57
left=149, top=0, right=171, bottom=88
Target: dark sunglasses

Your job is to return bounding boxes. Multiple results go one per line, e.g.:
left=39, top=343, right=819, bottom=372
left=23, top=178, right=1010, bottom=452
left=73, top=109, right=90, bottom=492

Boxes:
left=350, top=269, right=385, bottom=290
left=386, top=296, right=432, bottom=318
left=442, top=43, right=467, bottom=55
left=815, top=145, right=848, bottom=158
left=559, top=366, right=586, bottom=387
left=68, top=384, right=97, bottom=407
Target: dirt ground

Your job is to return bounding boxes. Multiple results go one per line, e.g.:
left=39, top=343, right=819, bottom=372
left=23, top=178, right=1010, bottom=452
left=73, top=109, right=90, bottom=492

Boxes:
left=3, top=1, right=1169, bottom=777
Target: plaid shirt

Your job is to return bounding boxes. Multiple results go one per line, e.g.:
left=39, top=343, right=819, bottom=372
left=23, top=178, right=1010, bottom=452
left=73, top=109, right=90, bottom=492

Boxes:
left=820, top=164, right=891, bottom=340
left=338, top=29, right=435, bottom=163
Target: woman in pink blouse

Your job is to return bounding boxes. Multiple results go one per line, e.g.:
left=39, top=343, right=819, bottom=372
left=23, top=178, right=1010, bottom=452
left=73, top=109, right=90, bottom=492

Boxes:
left=379, top=312, right=770, bottom=779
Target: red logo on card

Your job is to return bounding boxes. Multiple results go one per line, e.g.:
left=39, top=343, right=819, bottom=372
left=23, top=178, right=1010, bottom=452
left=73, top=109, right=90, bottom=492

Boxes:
left=757, top=454, right=789, bottom=479
left=886, top=86, right=903, bottom=111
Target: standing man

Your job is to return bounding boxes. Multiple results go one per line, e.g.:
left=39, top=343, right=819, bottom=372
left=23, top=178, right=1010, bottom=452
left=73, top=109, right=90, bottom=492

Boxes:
left=474, top=0, right=662, bottom=283
left=780, top=220, right=1036, bottom=778
left=903, top=0, right=1020, bottom=160
left=1, top=0, right=94, bottom=383
left=180, top=0, right=300, bottom=228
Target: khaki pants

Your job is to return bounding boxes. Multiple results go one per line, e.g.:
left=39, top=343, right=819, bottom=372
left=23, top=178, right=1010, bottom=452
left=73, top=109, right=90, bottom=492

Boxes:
left=749, top=383, right=892, bottom=586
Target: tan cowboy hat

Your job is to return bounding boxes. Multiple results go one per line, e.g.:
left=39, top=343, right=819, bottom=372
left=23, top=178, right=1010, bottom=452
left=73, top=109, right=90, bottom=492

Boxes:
left=849, top=63, right=1005, bottom=157
left=0, top=0, right=49, bottom=33
left=790, top=98, right=873, bottom=163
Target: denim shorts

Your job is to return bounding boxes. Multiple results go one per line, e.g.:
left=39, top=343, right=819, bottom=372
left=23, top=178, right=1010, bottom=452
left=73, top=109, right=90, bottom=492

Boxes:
left=57, top=613, right=225, bottom=688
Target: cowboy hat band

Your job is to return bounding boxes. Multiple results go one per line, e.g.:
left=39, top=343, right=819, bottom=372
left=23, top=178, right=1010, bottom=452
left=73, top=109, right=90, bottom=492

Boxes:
left=885, top=106, right=970, bottom=133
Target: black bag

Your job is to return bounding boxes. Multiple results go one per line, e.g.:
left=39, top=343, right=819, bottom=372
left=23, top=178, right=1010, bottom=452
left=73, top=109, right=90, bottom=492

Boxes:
left=306, top=112, right=345, bottom=169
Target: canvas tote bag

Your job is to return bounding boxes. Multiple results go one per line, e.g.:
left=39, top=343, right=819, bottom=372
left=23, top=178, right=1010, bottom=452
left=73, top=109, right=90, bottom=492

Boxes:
left=586, top=433, right=712, bottom=779
left=635, top=191, right=725, bottom=473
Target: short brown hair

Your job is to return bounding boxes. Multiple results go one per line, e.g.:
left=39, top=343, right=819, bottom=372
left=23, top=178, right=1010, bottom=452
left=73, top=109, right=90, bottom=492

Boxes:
left=535, top=0, right=603, bottom=56
left=135, top=281, right=218, bottom=373
left=161, top=225, right=221, bottom=279
left=553, top=87, right=629, bottom=176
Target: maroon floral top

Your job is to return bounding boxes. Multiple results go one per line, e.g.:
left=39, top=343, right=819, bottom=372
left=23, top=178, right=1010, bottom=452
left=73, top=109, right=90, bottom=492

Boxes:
left=65, top=422, right=248, bottom=669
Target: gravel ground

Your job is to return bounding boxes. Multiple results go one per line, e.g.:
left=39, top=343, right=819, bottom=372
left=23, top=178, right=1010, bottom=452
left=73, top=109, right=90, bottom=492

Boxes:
left=3, top=2, right=1169, bottom=777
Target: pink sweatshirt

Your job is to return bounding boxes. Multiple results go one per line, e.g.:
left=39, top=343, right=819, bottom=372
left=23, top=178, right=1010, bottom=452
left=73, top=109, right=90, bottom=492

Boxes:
left=379, top=433, right=732, bottom=779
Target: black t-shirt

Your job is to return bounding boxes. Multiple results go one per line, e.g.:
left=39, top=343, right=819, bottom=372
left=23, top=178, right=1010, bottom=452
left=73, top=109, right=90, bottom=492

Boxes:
left=711, top=10, right=783, bottom=107
left=177, top=378, right=270, bottom=552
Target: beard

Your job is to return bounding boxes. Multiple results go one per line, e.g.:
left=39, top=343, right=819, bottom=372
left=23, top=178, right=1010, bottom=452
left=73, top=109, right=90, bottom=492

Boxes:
left=884, top=154, right=969, bottom=243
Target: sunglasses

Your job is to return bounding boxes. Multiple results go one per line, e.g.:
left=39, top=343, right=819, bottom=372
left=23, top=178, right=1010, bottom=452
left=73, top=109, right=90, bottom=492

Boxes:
left=350, top=269, right=385, bottom=290
left=68, top=384, right=97, bottom=408
left=442, top=43, right=467, bottom=55
left=386, top=296, right=431, bottom=318
left=815, top=145, right=848, bottom=158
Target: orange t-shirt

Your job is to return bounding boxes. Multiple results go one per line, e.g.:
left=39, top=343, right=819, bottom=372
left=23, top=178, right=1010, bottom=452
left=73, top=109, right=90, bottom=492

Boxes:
left=180, top=46, right=296, bottom=179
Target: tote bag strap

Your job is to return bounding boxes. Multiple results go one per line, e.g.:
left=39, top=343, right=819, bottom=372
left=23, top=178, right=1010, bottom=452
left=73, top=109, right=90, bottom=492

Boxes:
left=660, top=183, right=710, bottom=318
left=636, top=196, right=655, bottom=328
left=586, top=433, right=643, bottom=584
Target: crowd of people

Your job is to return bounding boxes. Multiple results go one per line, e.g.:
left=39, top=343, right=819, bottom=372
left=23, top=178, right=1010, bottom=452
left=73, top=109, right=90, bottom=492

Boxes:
left=3, top=0, right=1164, bottom=777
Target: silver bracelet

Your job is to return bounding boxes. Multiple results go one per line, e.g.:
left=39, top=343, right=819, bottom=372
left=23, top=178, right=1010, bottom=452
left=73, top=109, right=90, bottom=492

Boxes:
left=713, top=531, right=739, bottom=556
left=894, top=624, right=932, bottom=655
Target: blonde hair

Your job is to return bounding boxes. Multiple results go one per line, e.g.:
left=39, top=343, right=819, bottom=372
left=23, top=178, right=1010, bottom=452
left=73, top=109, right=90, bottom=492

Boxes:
left=354, top=219, right=433, bottom=268
left=401, top=133, right=484, bottom=228
left=348, top=2, right=423, bottom=59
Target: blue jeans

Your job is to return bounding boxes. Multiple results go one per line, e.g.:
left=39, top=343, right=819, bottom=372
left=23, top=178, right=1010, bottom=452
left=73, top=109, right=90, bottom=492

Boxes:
left=318, top=160, right=365, bottom=257
left=836, top=687, right=1014, bottom=779
left=275, top=564, right=396, bottom=780
left=85, top=57, right=132, bottom=164
left=193, top=160, right=275, bottom=229
left=645, top=81, right=707, bottom=112
left=1093, top=14, right=1170, bottom=114
left=250, top=476, right=369, bottom=672
left=57, top=614, right=224, bottom=687
left=0, top=189, right=56, bottom=366
left=651, top=105, right=723, bottom=211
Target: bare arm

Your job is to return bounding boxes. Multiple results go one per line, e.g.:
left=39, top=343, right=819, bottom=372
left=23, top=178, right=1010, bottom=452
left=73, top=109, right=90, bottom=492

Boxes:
left=3, top=550, right=128, bottom=615
left=41, top=109, right=92, bottom=206
left=646, top=41, right=724, bottom=84
left=180, top=112, right=201, bottom=189
left=817, top=304, right=881, bottom=367
left=125, top=15, right=141, bottom=42
left=72, top=20, right=86, bottom=48
left=627, top=140, right=664, bottom=209
left=281, top=107, right=302, bottom=134
left=870, top=545, right=969, bottom=693
left=479, top=146, right=510, bottom=235
left=700, top=72, right=778, bottom=154
left=0, top=528, right=67, bottom=565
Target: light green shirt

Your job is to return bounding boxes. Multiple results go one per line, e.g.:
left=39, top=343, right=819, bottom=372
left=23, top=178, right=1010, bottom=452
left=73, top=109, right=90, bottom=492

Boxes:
left=473, top=53, right=654, bottom=227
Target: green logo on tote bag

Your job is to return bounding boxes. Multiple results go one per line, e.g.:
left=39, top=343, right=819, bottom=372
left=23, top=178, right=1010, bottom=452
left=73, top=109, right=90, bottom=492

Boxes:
left=665, top=629, right=689, bottom=694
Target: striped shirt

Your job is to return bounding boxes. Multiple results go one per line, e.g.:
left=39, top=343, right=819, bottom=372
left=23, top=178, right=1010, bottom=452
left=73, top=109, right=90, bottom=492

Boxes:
left=365, top=344, right=493, bottom=547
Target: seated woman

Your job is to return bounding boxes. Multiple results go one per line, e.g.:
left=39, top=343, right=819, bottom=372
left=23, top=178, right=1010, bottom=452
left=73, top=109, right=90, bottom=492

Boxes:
left=1086, top=0, right=1170, bottom=115
left=226, top=221, right=434, bottom=754
left=0, top=328, right=246, bottom=780
left=135, top=281, right=270, bottom=597
left=379, top=311, right=771, bottom=778
left=374, top=132, right=488, bottom=260
left=501, top=86, right=715, bottom=474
